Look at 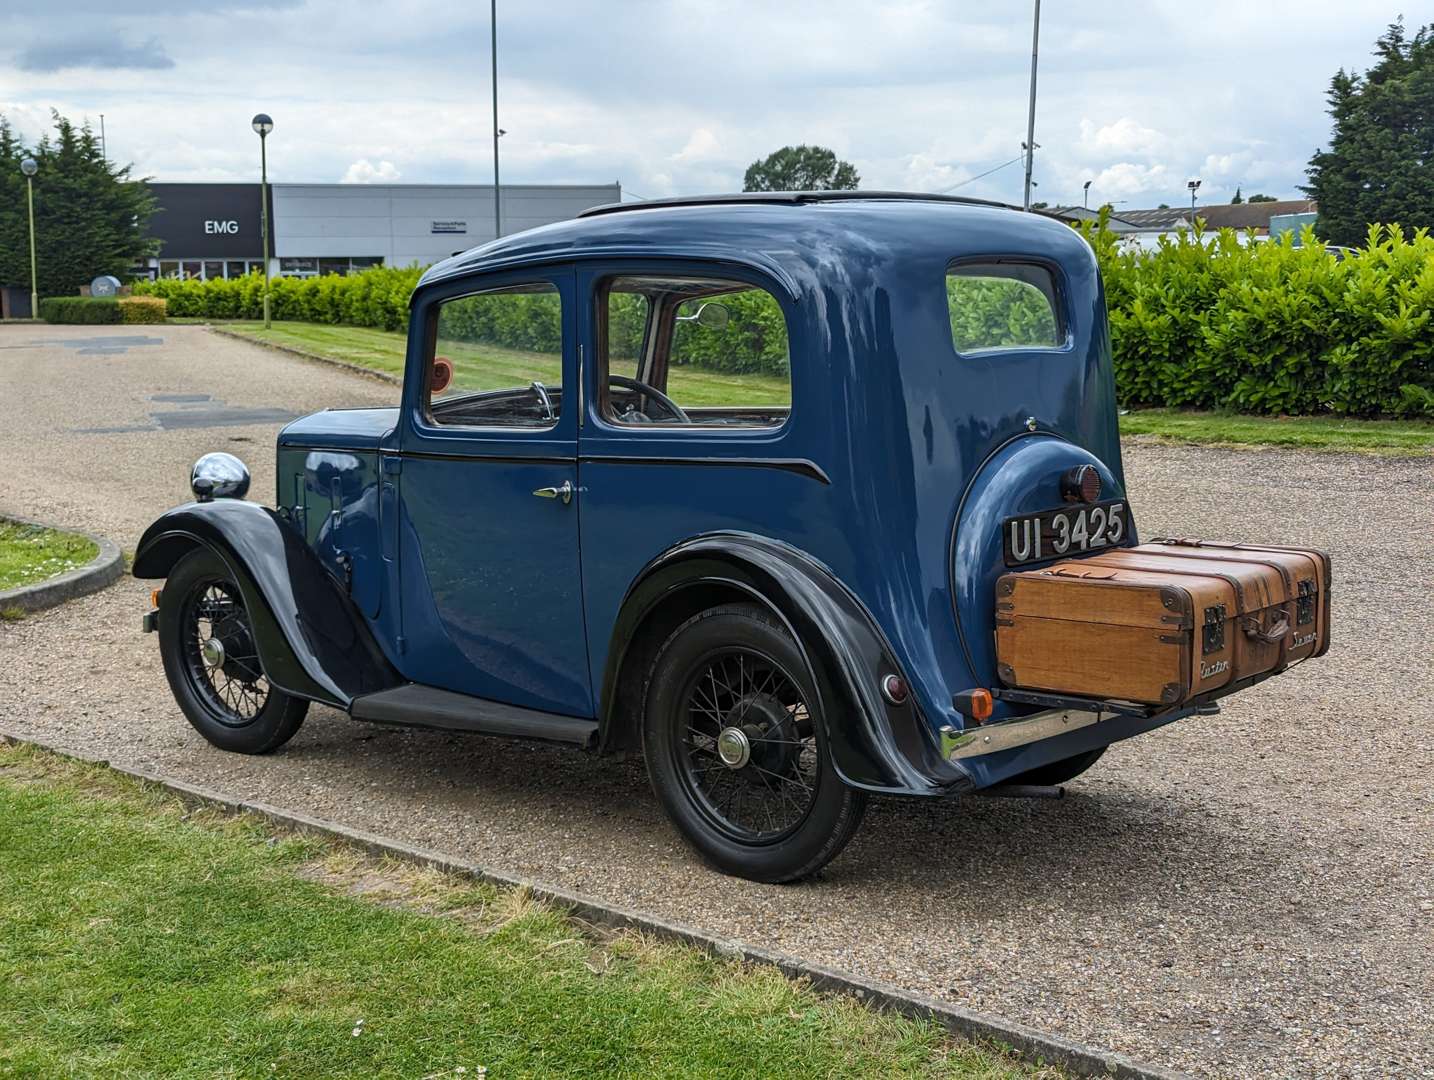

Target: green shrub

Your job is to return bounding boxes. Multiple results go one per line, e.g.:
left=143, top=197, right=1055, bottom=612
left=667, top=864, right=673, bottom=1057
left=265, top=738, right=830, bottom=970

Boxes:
left=132, top=266, right=423, bottom=331
left=38, top=297, right=121, bottom=324
left=129, top=223, right=1434, bottom=417
left=1077, top=213, right=1434, bottom=417
left=118, top=295, right=166, bottom=324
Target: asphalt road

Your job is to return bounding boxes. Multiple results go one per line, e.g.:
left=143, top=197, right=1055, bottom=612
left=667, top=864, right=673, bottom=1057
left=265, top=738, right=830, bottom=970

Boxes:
left=2, top=324, right=1431, bottom=1079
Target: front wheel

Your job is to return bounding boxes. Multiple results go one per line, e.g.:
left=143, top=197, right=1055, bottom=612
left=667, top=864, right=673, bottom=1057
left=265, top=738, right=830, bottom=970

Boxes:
left=642, top=603, right=867, bottom=883
left=158, top=547, right=307, bottom=754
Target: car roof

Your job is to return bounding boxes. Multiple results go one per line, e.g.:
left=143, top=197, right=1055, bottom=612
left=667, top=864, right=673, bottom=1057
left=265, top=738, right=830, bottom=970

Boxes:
left=417, top=192, right=1086, bottom=295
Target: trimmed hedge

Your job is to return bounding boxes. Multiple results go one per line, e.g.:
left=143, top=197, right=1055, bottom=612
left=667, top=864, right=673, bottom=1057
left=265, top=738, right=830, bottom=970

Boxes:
left=1081, top=216, right=1434, bottom=417
left=129, top=223, right=1434, bottom=416
left=38, top=297, right=121, bottom=324
left=133, top=267, right=421, bottom=332
left=118, top=296, right=166, bottom=324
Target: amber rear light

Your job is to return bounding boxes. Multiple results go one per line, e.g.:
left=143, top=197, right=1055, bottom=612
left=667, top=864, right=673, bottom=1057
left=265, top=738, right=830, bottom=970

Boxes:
left=150, top=588, right=162, bottom=608
left=952, top=688, right=994, bottom=723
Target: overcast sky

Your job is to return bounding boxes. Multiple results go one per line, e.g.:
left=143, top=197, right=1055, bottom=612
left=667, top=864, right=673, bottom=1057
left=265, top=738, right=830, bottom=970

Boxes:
left=0, top=1, right=1405, bottom=209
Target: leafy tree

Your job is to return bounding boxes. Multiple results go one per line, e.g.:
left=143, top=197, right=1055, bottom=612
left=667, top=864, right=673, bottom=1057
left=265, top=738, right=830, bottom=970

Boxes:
left=1247, top=193, right=1277, bottom=203
left=0, top=110, right=157, bottom=297
left=1303, top=19, right=1434, bottom=245
left=742, top=145, right=859, bottom=192
left=1231, top=187, right=1244, bottom=204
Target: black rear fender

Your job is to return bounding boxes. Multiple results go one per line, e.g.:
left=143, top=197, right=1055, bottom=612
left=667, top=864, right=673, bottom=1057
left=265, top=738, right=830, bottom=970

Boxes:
left=600, top=533, right=969, bottom=796
left=133, top=500, right=400, bottom=708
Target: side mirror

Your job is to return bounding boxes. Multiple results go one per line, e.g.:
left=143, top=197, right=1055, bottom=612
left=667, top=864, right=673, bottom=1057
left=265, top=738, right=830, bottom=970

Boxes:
left=679, top=302, right=730, bottom=331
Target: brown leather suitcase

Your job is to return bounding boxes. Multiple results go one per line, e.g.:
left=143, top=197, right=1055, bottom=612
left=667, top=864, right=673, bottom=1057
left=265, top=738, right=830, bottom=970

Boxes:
left=1144, top=539, right=1332, bottom=661
left=995, top=541, right=1331, bottom=706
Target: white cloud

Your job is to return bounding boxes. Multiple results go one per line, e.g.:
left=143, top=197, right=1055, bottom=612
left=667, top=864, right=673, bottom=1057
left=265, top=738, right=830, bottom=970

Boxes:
left=672, top=128, right=721, bottom=163
left=341, top=159, right=402, bottom=184
left=1078, top=117, right=1167, bottom=158
left=1091, top=162, right=1172, bottom=199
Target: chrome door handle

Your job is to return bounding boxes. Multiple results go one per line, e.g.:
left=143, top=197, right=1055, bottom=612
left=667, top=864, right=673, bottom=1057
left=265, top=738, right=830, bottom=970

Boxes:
left=532, top=480, right=573, bottom=505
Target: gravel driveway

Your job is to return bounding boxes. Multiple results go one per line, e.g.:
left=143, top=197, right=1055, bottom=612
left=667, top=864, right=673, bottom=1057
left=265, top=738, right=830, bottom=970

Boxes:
left=2, top=324, right=1430, bottom=1079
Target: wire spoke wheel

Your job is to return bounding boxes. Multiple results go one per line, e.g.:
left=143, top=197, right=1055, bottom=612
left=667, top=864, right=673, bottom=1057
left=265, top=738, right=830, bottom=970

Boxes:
left=179, top=578, right=269, bottom=727
left=677, top=645, right=819, bottom=843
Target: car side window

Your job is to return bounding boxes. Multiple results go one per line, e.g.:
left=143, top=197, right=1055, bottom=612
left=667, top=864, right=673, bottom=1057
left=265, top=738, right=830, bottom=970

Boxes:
left=426, top=282, right=563, bottom=428
left=946, top=263, right=1063, bottom=354
left=601, top=276, right=791, bottom=428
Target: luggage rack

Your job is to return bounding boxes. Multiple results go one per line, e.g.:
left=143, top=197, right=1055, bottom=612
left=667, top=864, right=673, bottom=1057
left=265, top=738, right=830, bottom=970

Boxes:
left=992, top=687, right=1226, bottom=720
left=991, top=687, right=1157, bottom=718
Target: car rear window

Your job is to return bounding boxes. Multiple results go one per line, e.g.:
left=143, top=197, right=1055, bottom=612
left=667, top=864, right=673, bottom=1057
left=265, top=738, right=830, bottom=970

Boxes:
left=946, top=263, right=1062, bottom=354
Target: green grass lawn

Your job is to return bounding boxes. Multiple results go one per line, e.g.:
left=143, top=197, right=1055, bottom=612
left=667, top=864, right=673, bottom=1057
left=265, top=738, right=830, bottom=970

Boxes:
left=0, top=520, right=97, bottom=592
left=0, top=744, right=1056, bottom=1079
left=1120, top=408, right=1434, bottom=454
left=221, top=322, right=791, bottom=409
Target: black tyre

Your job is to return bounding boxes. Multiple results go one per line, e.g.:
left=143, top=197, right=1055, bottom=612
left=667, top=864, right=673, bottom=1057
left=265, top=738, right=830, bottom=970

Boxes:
left=158, top=547, right=307, bottom=754
left=642, top=603, right=867, bottom=883
left=1003, top=746, right=1106, bottom=787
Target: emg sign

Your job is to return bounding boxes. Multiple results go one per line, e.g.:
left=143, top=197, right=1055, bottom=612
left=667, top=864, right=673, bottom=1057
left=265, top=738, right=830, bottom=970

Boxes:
left=205, top=220, right=241, bottom=235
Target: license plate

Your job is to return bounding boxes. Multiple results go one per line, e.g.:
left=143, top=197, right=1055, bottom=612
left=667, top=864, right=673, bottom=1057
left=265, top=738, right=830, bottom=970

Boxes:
left=1003, top=500, right=1130, bottom=566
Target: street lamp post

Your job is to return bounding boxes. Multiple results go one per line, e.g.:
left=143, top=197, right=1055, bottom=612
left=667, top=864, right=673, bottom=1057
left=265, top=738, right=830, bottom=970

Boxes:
left=1187, top=178, right=1202, bottom=222
left=20, top=157, right=38, bottom=318
left=1083, top=179, right=1092, bottom=209
left=252, top=114, right=274, bottom=330
left=491, top=0, right=502, bottom=240
left=1022, top=0, right=1041, bottom=211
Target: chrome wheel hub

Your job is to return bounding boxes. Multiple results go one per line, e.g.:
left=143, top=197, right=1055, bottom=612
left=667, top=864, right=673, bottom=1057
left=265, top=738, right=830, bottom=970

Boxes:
left=200, top=636, right=226, bottom=669
left=716, top=726, right=751, bottom=769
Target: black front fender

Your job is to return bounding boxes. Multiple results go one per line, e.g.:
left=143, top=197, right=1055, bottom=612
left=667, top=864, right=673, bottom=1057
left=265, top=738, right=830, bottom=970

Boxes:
left=602, top=533, right=970, bottom=796
left=133, top=500, right=400, bottom=709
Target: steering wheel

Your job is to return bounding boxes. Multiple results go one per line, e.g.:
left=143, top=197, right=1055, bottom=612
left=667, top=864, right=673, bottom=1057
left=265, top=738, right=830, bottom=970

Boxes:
left=608, top=374, right=691, bottom=424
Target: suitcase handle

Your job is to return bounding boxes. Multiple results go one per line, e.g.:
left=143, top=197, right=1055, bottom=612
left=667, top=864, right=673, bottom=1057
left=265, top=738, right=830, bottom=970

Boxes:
left=1046, top=568, right=1119, bottom=579
left=1241, top=615, right=1289, bottom=644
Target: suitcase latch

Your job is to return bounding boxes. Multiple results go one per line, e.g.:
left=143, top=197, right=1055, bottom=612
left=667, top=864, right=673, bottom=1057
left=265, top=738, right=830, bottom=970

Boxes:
left=1202, top=603, right=1227, bottom=655
left=1296, top=578, right=1316, bottom=626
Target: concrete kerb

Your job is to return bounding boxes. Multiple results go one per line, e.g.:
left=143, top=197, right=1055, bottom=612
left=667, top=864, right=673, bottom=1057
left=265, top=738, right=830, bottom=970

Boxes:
left=204, top=325, right=402, bottom=386
left=0, top=730, right=1193, bottom=1080
left=0, top=516, right=124, bottom=614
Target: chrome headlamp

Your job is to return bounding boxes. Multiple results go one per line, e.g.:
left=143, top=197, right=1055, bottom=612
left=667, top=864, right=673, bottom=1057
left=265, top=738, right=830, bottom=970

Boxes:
left=190, top=452, right=251, bottom=502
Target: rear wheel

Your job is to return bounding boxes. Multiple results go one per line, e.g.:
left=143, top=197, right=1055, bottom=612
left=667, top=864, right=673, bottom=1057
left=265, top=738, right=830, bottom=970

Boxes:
left=1004, top=746, right=1106, bottom=787
left=642, top=603, right=867, bottom=883
left=158, top=547, right=307, bottom=754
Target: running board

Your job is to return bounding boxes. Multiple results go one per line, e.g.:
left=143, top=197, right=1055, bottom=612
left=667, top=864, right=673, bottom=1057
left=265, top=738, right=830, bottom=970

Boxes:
left=349, top=684, right=598, bottom=748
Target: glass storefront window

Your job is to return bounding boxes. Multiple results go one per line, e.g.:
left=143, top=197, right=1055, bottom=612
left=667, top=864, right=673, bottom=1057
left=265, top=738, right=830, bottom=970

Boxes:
left=226, top=261, right=248, bottom=279
left=280, top=258, right=318, bottom=277
left=182, top=261, right=202, bottom=281
left=204, top=261, right=223, bottom=281
left=160, top=261, right=180, bottom=279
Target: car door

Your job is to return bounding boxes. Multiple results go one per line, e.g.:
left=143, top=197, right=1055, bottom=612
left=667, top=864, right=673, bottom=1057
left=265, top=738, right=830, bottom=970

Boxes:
left=395, top=265, right=592, bottom=717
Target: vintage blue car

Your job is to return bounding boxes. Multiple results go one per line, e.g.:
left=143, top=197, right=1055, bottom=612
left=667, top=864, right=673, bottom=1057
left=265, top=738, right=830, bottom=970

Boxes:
left=134, top=192, right=1247, bottom=882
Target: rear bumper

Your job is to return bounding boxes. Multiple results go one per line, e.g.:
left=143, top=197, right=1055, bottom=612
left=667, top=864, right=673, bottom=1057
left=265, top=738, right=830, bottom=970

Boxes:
left=939, top=700, right=1210, bottom=791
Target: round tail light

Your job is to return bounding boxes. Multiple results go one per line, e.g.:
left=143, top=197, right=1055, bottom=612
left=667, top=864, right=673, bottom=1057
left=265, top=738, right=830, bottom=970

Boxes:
left=880, top=674, right=909, bottom=705
left=1061, top=464, right=1102, bottom=504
